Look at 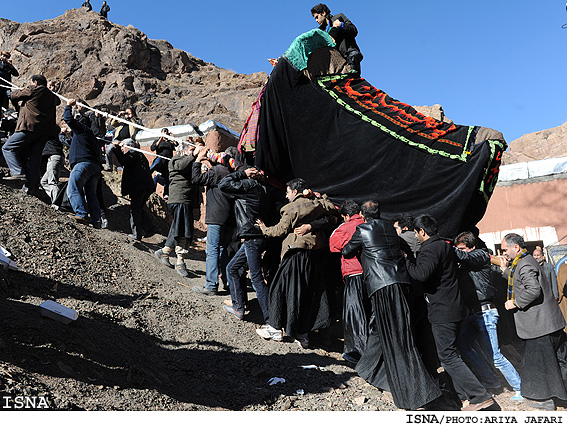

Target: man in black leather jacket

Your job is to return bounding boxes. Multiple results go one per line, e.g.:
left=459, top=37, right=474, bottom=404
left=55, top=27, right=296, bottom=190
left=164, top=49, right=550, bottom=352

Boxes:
left=311, top=3, right=363, bottom=74
left=342, top=201, right=441, bottom=410
left=454, top=231, right=523, bottom=401
left=218, top=167, right=270, bottom=322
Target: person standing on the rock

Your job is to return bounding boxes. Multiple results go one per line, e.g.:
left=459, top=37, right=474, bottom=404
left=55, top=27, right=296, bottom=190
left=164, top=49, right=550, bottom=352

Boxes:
left=81, top=0, right=92, bottom=11
left=0, top=51, right=18, bottom=111
left=100, top=1, right=110, bottom=19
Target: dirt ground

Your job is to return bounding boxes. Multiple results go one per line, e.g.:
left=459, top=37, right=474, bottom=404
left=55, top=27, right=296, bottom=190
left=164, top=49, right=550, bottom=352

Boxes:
left=0, top=167, right=560, bottom=413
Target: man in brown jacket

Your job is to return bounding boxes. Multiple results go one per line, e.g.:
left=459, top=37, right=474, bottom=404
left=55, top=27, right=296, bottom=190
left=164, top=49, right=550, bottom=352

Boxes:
left=501, top=233, right=567, bottom=410
left=2, top=74, right=60, bottom=193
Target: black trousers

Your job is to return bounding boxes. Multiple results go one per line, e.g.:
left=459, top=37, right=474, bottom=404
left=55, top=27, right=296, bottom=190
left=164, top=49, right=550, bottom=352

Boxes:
left=430, top=321, right=492, bottom=404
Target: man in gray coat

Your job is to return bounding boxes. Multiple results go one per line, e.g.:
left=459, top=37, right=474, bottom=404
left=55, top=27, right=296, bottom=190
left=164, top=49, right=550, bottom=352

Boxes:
left=501, top=233, right=567, bottom=410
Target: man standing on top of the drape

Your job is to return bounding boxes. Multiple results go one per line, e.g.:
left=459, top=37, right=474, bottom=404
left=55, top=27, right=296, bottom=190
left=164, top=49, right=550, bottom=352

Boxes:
left=311, top=3, right=363, bottom=74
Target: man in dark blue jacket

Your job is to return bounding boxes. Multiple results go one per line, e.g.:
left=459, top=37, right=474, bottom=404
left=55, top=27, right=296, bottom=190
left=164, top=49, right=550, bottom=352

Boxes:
left=64, top=99, right=102, bottom=226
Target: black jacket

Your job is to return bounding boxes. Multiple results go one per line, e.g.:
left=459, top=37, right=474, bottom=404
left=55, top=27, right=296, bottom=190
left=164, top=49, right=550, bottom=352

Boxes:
left=218, top=170, right=268, bottom=239
left=150, top=137, right=176, bottom=159
left=342, top=218, right=410, bottom=297
left=42, top=132, right=70, bottom=157
left=191, top=161, right=233, bottom=225
left=167, top=152, right=199, bottom=206
left=405, top=234, right=468, bottom=324
left=319, top=13, right=362, bottom=58
left=89, top=112, right=107, bottom=138
left=454, top=248, right=496, bottom=312
left=112, top=147, right=154, bottom=197
left=0, top=59, right=18, bottom=82
left=64, top=106, right=101, bottom=168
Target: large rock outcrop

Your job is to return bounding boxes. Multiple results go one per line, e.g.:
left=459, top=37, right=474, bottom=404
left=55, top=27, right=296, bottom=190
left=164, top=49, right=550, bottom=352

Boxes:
left=502, top=122, right=567, bottom=165
left=0, top=8, right=267, bottom=131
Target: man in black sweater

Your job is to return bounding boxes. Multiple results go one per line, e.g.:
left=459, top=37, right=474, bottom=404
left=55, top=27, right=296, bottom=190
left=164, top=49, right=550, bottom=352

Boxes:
left=311, top=3, right=363, bottom=74
left=405, top=214, right=498, bottom=411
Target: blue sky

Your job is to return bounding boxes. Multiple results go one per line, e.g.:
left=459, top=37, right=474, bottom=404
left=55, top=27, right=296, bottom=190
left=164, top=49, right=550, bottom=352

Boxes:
left=2, top=1, right=567, bottom=143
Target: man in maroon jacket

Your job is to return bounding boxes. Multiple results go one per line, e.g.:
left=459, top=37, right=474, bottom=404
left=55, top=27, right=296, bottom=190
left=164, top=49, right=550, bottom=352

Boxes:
left=329, top=199, right=368, bottom=364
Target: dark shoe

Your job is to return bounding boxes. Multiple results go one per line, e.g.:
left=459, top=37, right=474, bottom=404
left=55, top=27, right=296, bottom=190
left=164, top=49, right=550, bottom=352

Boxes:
left=154, top=249, right=173, bottom=268
left=223, top=304, right=243, bottom=320
left=192, top=285, right=218, bottom=296
left=175, top=263, right=189, bottom=277
left=3, top=174, right=27, bottom=181
left=92, top=221, right=101, bottom=229
left=462, top=397, right=499, bottom=411
left=525, top=398, right=555, bottom=411
left=68, top=214, right=89, bottom=225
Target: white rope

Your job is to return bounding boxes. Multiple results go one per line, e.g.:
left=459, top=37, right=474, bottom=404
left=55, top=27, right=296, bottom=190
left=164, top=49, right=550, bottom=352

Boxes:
left=96, top=137, right=172, bottom=161
left=0, top=75, right=199, bottom=150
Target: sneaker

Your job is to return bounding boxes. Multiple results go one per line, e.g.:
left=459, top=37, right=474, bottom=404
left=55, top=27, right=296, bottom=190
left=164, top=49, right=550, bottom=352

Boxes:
left=2, top=174, right=27, bottom=181
left=223, top=304, right=243, bottom=320
left=175, top=263, right=189, bottom=277
left=101, top=218, right=109, bottom=229
left=154, top=249, right=173, bottom=268
left=192, top=285, right=217, bottom=296
left=510, top=391, right=524, bottom=402
left=92, top=221, right=102, bottom=229
left=256, top=325, right=283, bottom=341
left=223, top=299, right=233, bottom=306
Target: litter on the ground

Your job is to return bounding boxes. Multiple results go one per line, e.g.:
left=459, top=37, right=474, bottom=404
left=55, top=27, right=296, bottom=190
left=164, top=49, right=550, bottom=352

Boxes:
left=39, top=300, right=79, bottom=325
left=267, top=377, right=286, bottom=386
left=299, top=365, right=326, bottom=371
left=0, top=246, right=18, bottom=270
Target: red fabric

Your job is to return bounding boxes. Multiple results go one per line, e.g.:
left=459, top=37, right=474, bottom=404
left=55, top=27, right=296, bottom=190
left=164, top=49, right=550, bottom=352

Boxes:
left=329, top=214, right=364, bottom=277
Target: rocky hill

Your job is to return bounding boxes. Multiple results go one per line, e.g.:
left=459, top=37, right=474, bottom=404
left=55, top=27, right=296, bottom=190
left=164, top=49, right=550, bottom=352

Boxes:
left=0, top=8, right=267, bottom=132
left=502, top=122, right=567, bottom=165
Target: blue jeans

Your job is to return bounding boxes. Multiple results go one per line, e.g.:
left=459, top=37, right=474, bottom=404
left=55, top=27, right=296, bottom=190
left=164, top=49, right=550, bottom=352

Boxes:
left=205, top=224, right=229, bottom=291
left=2, top=131, right=49, bottom=189
left=226, top=238, right=269, bottom=322
left=457, top=314, right=501, bottom=390
left=67, top=161, right=101, bottom=223
left=477, top=308, right=522, bottom=392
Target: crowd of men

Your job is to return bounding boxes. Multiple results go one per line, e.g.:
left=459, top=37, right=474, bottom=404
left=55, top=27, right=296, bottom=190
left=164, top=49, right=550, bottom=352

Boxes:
left=2, top=3, right=567, bottom=413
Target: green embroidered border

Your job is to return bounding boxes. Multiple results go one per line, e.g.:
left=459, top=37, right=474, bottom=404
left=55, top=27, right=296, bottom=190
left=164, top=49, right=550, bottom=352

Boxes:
left=316, top=75, right=472, bottom=162
left=478, top=139, right=506, bottom=203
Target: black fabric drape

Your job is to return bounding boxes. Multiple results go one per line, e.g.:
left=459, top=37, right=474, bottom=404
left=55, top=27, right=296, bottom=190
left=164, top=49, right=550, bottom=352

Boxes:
left=256, top=57, right=505, bottom=238
left=342, top=273, right=370, bottom=357
left=355, top=283, right=442, bottom=410
left=268, top=249, right=335, bottom=337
